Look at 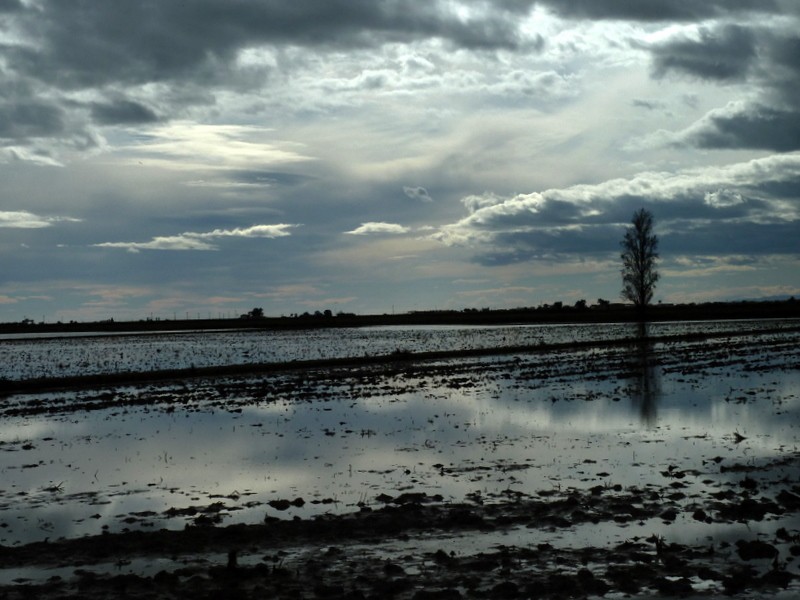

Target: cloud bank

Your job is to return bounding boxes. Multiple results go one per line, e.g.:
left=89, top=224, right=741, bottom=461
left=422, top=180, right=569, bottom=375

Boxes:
left=436, top=153, right=800, bottom=262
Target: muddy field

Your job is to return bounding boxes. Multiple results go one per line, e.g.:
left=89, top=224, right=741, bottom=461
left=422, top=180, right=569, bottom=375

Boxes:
left=0, top=322, right=798, bottom=598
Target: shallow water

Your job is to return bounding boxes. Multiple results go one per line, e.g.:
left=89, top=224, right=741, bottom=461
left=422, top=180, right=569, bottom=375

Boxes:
left=0, top=321, right=797, bottom=554
left=1, top=318, right=797, bottom=380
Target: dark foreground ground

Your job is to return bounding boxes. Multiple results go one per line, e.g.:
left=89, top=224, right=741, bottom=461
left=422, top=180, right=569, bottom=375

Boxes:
left=1, top=460, right=799, bottom=599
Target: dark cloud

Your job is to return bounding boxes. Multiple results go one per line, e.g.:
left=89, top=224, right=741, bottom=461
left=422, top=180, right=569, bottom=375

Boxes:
left=769, top=34, right=800, bottom=71
left=763, top=33, right=800, bottom=103
left=472, top=224, right=620, bottom=265
left=681, top=104, right=800, bottom=152
left=0, top=0, right=22, bottom=12
left=0, top=0, right=540, bottom=156
left=472, top=194, right=775, bottom=259
left=4, top=1, right=528, bottom=91
left=662, top=222, right=800, bottom=255
left=649, top=24, right=800, bottom=97
left=0, top=101, right=64, bottom=139
left=751, top=177, right=800, bottom=200
left=536, top=0, right=778, bottom=22
left=491, top=1, right=538, bottom=14
left=440, top=154, right=800, bottom=266
left=90, top=100, right=160, bottom=126
left=645, top=18, right=800, bottom=153
left=472, top=217, right=797, bottom=267
left=651, top=25, right=756, bottom=81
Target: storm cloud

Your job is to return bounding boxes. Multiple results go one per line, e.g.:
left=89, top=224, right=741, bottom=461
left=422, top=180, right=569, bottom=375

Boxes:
left=536, top=0, right=779, bottom=22
left=437, top=154, right=800, bottom=260
left=0, top=0, right=797, bottom=320
left=644, top=16, right=800, bottom=153
left=3, top=0, right=531, bottom=90
left=651, top=25, right=757, bottom=82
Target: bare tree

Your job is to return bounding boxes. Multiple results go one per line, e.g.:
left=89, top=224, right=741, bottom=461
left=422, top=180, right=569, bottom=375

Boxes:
left=621, top=208, right=659, bottom=312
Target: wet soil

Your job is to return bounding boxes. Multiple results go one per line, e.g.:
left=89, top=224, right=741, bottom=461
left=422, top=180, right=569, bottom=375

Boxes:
left=0, top=326, right=799, bottom=598
left=2, top=324, right=799, bottom=395
left=1, top=468, right=799, bottom=599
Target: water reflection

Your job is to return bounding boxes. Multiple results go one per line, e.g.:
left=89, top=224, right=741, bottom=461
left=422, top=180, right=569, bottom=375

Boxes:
left=3, top=318, right=797, bottom=380
left=0, top=325, right=797, bottom=549
left=627, top=322, right=662, bottom=427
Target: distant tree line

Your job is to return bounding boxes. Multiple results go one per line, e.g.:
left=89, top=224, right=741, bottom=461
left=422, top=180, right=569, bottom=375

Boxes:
left=240, top=307, right=339, bottom=320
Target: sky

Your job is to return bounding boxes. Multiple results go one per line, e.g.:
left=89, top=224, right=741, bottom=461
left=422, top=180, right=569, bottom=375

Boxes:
left=1, top=0, right=799, bottom=322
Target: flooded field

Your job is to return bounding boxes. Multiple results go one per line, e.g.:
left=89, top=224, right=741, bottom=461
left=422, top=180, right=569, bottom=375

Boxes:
left=0, top=319, right=799, bottom=598
left=1, top=318, right=797, bottom=381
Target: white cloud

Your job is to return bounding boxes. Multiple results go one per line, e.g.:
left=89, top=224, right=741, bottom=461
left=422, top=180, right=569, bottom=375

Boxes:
left=94, top=236, right=217, bottom=253
left=704, top=189, right=744, bottom=208
left=193, top=225, right=296, bottom=239
left=461, top=193, right=504, bottom=213
left=436, top=153, right=800, bottom=248
left=0, top=147, right=65, bottom=167
left=113, top=122, right=314, bottom=172
left=183, top=179, right=272, bottom=189
left=94, top=224, right=296, bottom=253
left=345, top=222, right=411, bottom=235
left=0, top=211, right=81, bottom=228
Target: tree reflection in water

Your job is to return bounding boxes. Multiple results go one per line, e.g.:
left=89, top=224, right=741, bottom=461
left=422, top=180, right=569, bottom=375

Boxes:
left=628, top=321, right=662, bottom=426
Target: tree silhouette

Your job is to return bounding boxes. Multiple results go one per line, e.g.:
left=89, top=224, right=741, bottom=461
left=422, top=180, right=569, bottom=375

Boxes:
left=621, top=208, right=659, bottom=313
